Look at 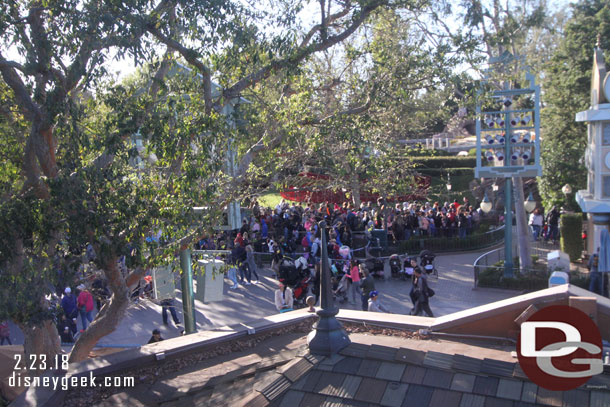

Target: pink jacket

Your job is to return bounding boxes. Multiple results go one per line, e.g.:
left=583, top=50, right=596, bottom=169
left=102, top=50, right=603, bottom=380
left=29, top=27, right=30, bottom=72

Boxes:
left=350, top=266, right=361, bottom=283
left=77, top=290, right=94, bottom=313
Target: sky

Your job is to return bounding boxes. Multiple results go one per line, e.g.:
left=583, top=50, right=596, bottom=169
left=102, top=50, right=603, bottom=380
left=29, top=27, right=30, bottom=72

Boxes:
left=2, top=0, right=578, bottom=83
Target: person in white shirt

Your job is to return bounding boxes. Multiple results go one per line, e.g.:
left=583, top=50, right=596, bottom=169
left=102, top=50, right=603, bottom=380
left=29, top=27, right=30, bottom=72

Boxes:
left=368, top=290, right=392, bottom=313
left=274, top=280, right=293, bottom=312
left=529, top=208, right=544, bottom=241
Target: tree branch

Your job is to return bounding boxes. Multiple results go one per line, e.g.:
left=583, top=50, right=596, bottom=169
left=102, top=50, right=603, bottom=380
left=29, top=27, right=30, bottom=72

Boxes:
left=0, top=54, right=42, bottom=122
left=299, top=0, right=352, bottom=48
left=146, top=22, right=213, bottom=115
left=222, top=0, right=384, bottom=103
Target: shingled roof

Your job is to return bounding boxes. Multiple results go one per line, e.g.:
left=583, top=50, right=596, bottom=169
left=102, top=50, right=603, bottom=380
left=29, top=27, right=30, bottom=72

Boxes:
left=254, top=334, right=610, bottom=407
left=13, top=285, right=610, bottom=407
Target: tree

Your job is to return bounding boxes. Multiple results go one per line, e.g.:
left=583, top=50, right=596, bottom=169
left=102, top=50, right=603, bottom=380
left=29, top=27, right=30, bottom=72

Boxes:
left=539, top=0, right=610, bottom=208
left=236, top=7, right=468, bottom=207
left=0, top=0, right=428, bottom=363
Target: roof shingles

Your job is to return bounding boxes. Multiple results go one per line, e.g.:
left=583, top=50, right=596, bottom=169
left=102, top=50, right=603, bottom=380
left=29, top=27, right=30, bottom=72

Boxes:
left=353, top=377, right=388, bottom=404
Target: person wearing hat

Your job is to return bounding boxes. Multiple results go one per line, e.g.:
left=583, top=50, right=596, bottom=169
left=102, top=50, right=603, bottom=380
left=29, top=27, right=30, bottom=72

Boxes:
left=61, top=287, right=78, bottom=335
left=410, top=267, right=434, bottom=317
left=274, top=279, right=293, bottom=312
left=57, top=314, right=74, bottom=343
left=147, top=329, right=164, bottom=344
left=368, top=290, right=391, bottom=313
left=77, top=284, right=94, bottom=331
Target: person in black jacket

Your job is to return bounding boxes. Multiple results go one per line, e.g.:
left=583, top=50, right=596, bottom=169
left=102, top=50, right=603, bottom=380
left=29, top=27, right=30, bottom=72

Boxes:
left=410, top=267, right=434, bottom=317
left=148, top=329, right=164, bottom=344
left=545, top=206, right=560, bottom=244
left=232, top=241, right=251, bottom=285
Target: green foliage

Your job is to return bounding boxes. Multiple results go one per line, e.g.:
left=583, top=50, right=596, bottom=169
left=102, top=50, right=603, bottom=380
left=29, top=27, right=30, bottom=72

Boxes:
left=396, top=226, right=504, bottom=253
left=409, top=156, right=477, bottom=169
left=539, top=0, right=610, bottom=208
left=560, top=213, right=584, bottom=261
left=477, top=261, right=589, bottom=291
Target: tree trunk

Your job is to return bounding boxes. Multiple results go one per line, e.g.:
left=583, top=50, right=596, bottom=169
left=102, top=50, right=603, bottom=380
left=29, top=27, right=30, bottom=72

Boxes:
left=350, top=173, right=361, bottom=208
left=69, top=259, right=130, bottom=363
left=20, top=320, right=62, bottom=364
left=513, top=176, right=532, bottom=270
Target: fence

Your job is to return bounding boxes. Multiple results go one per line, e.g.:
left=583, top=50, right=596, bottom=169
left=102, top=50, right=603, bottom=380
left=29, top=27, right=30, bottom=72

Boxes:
left=473, top=242, right=588, bottom=290
left=395, top=225, right=505, bottom=254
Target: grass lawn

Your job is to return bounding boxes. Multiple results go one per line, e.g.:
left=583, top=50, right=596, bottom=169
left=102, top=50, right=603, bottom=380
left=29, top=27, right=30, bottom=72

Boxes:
left=257, top=192, right=284, bottom=208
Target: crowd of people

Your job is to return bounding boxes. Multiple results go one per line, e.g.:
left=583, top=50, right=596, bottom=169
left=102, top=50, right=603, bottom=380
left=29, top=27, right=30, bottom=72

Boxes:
left=191, top=197, right=481, bottom=317
left=195, top=197, right=485, bottom=261
left=528, top=205, right=561, bottom=244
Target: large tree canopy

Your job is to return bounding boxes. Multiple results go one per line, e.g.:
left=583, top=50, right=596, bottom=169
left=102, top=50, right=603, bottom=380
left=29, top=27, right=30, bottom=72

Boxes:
left=0, top=0, right=436, bottom=363
left=539, top=0, right=610, bottom=208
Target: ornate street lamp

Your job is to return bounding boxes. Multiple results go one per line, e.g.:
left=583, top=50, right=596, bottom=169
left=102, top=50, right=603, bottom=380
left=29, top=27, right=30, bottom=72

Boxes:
left=480, top=192, right=493, bottom=214
left=308, top=220, right=351, bottom=355
left=562, top=184, right=572, bottom=211
left=524, top=192, right=536, bottom=213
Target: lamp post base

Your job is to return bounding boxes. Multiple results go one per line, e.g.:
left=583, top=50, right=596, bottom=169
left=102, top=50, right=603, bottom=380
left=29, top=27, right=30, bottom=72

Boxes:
left=307, top=309, right=351, bottom=356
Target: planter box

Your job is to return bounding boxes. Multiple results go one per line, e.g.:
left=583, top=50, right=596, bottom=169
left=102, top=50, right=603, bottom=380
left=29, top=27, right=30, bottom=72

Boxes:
left=153, top=265, right=176, bottom=300
left=195, top=259, right=225, bottom=303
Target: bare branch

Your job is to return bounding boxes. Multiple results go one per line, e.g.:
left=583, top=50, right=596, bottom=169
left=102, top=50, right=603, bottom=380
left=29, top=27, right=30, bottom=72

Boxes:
left=146, top=23, right=213, bottom=115
left=223, top=0, right=384, bottom=103
left=0, top=53, right=42, bottom=122
left=299, top=0, right=352, bottom=48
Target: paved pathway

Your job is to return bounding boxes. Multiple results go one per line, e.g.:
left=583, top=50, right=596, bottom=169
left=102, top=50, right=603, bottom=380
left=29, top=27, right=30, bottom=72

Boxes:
left=3, top=248, right=520, bottom=348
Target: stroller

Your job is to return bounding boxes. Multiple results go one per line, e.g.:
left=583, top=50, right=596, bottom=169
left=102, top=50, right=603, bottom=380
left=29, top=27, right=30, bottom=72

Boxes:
left=389, top=254, right=407, bottom=280
left=332, top=271, right=349, bottom=303
left=419, top=250, right=438, bottom=278
left=278, top=257, right=310, bottom=308
left=365, top=257, right=385, bottom=279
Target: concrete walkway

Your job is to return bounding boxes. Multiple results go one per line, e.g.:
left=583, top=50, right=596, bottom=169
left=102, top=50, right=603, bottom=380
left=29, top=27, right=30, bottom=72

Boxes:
left=3, top=248, right=520, bottom=349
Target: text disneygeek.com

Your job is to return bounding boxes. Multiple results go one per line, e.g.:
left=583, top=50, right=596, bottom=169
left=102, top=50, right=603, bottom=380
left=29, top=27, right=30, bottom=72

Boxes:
left=9, top=372, right=135, bottom=391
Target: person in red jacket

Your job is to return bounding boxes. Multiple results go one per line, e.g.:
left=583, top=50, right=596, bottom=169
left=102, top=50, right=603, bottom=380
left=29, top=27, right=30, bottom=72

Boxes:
left=77, top=284, right=94, bottom=331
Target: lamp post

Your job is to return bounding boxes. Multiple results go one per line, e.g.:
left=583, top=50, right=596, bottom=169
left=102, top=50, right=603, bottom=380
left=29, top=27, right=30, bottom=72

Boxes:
left=446, top=174, right=452, bottom=202
left=562, top=183, right=572, bottom=211
left=308, top=220, right=351, bottom=355
left=524, top=191, right=536, bottom=213
left=481, top=192, right=493, bottom=214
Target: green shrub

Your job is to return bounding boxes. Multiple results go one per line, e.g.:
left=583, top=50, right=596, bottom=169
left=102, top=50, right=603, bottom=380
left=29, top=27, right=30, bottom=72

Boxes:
left=395, top=227, right=504, bottom=254
left=410, top=156, right=477, bottom=168
left=560, top=213, right=583, bottom=261
left=418, top=168, right=474, bottom=177
left=477, top=260, right=590, bottom=291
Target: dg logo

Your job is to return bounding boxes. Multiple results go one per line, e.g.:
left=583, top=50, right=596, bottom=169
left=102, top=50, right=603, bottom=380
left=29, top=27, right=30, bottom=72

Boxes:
left=517, top=305, right=603, bottom=391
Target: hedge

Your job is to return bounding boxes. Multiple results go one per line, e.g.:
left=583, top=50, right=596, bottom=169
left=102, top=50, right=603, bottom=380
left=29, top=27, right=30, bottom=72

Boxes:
left=395, top=226, right=504, bottom=254
left=410, top=156, right=477, bottom=168
left=418, top=168, right=474, bottom=177
left=477, top=259, right=589, bottom=291
left=560, top=213, right=583, bottom=261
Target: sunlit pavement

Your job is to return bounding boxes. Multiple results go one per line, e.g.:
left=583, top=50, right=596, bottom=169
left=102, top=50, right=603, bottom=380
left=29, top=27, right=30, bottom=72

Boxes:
left=3, top=248, right=519, bottom=349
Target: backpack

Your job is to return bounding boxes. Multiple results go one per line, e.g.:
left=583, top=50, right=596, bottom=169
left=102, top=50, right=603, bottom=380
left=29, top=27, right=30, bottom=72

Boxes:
left=301, top=235, right=309, bottom=247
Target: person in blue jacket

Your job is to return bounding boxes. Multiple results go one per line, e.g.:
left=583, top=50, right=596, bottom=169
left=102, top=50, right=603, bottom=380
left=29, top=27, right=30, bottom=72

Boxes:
left=61, top=287, right=78, bottom=334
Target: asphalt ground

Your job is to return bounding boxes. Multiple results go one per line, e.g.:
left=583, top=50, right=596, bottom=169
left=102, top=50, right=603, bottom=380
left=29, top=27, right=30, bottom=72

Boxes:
left=2, top=249, right=519, bottom=348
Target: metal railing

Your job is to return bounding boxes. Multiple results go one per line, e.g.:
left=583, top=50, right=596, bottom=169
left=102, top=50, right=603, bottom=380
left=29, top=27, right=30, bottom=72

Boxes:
left=473, top=241, right=587, bottom=290
left=395, top=225, right=505, bottom=254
